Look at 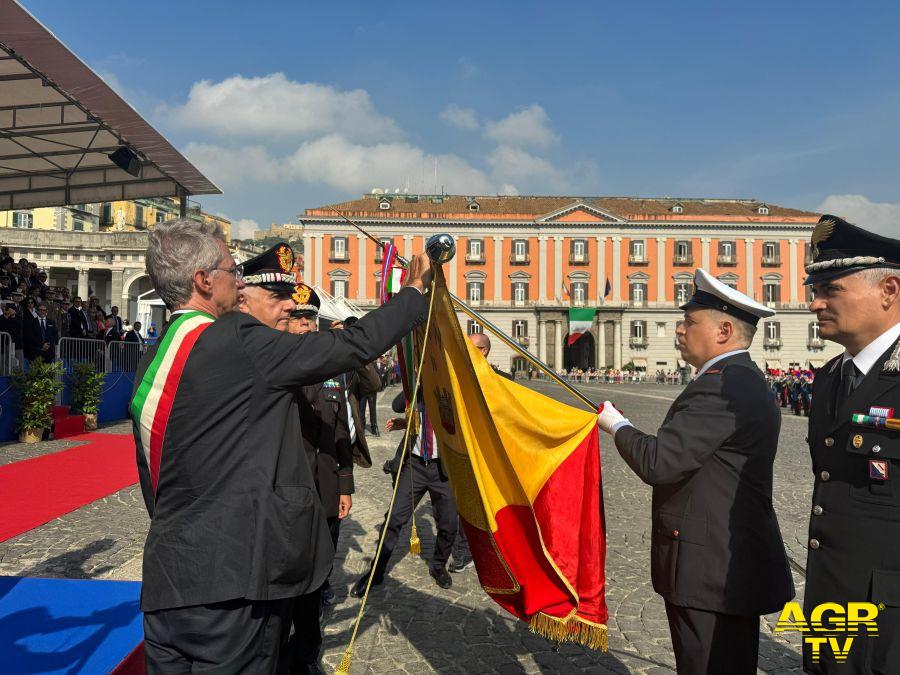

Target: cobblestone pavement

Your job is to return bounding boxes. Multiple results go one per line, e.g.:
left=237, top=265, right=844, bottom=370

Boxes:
left=0, top=383, right=816, bottom=673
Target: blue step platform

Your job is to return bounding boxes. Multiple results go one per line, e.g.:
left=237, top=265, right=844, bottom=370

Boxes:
left=0, top=576, right=143, bottom=674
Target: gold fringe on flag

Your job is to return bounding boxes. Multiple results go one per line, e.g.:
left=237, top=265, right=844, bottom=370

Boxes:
left=409, top=521, right=421, bottom=555
left=334, top=649, right=352, bottom=675
left=528, top=612, right=608, bottom=652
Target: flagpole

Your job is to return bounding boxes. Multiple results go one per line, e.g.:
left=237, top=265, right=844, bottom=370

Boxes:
left=332, top=214, right=600, bottom=411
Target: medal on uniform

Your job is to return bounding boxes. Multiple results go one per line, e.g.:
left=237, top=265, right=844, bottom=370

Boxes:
left=869, top=459, right=889, bottom=481
left=852, top=434, right=864, bottom=449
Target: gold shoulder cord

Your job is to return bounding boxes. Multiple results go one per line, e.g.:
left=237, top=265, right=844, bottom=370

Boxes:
left=336, top=278, right=437, bottom=675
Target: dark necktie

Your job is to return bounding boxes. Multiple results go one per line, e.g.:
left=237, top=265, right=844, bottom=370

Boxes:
left=838, top=359, right=860, bottom=408
left=40, top=318, right=46, bottom=340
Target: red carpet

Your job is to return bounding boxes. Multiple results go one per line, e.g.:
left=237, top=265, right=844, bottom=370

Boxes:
left=0, top=433, right=137, bottom=542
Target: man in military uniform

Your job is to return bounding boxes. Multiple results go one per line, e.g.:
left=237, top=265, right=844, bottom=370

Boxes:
left=802, top=215, right=900, bottom=673
left=597, top=268, right=794, bottom=674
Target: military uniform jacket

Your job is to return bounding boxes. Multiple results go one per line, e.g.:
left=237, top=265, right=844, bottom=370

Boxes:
left=614, top=352, right=794, bottom=616
left=298, top=377, right=354, bottom=519
left=804, top=336, right=900, bottom=673
left=132, top=288, right=426, bottom=612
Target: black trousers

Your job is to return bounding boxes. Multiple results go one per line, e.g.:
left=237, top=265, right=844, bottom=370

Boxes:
left=372, top=456, right=458, bottom=577
left=144, top=597, right=293, bottom=674
left=665, top=602, right=758, bottom=675
left=361, top=393, right=378, bottom=428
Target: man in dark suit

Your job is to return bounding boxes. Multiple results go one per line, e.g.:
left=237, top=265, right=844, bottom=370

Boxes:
left=67, top=297, right=92, bottom=339
left=598, top=268, right=793, bottom=674
left=133, top=224, right=431, bottom=673
left=802, top=216, right=900, bottom=673
left=23, top=302, right=57, bottom=362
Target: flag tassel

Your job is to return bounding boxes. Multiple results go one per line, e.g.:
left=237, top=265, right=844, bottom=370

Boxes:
left=409, top=521, right=421, bottom=555
left=528, top=612, right=608, bottom=652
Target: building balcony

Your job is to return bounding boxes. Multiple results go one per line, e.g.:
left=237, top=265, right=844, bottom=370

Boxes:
left=568, top=254, right=589, bottom=265
left=630, top=299, right=647, bottom=308
left=807, top=338, right=825, bottom=349
left=465, top=253, right=485, bottom=264
left=516, top=336, right=530, bottom=347
left=628, top=255, right=649, bottom=265
left=764, top=338, right=782, bottom=349
left=761, top=256, right=782, bottom=267
left=509, top=254, right=530, bottom=265
left=570, top=298, right=586, bottom=307
left=717, top=255, right=737, bottom=266
left=672, top=255, right=694, bottom=266
left=329, top=253, right=350, bottom=263
left=629, top=336, right=648, bottom=348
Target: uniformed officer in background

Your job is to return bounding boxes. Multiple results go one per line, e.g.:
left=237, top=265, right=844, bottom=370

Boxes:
left=802, top=215, right=900, bottom=673
left=597, top=268, right=794, bottom=674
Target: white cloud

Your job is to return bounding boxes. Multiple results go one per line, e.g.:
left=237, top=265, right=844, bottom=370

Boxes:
left=816, top=194, right=900, bottom=238
left=484, top=104, right=559, bottom=149
left=440, top=104, right=479, bottom=130
left=224, top=216, right=262, bottom=240
left=487, top=145, right=566, bottom=190
left=182, top=142, right=282, bottom=186
left=287, top=134, right=493, bottom=194
left=166, top=73, right=400, bottom=141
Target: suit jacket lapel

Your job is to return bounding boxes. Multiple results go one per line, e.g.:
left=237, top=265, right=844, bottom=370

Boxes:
left=830, top=337, right=900, bottom=434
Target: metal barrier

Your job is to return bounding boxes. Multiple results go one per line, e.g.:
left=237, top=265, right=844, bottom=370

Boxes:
left=107, top=341, right=147, bottom=373
left=57, top=337, right=107, bottom=374
left=0, top=331, right=14, bottom=376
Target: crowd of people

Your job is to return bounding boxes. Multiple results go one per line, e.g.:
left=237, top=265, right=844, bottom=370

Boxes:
left=767, top=369, right=815, bottom=416
left=554, top=366, right=693, bottom=385
left=0, top=249, right=147, bottom=368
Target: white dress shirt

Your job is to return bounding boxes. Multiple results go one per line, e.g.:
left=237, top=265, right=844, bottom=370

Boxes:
left=841, top=322, right=900, bottom=376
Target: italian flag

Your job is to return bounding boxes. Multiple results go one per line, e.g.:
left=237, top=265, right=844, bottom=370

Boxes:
left=567, top=308, right=595, bottom=345
left=130, top=311, right=214, bottom=493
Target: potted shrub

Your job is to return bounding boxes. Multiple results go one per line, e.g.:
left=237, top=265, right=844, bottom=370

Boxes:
left=70, top=361, right=105, bottom=430
left=13, top=358, right=63, bottom=443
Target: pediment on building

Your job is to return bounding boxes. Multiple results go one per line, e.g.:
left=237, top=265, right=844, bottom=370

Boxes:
left=536, top=201, right=625, bottom=224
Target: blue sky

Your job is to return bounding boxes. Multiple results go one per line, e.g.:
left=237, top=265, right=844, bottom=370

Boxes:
left=21, top=1, right=900, bottom=238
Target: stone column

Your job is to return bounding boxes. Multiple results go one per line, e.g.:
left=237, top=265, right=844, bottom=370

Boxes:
left=302, top=233, right=313, bottom=282
left=356, top=234, right=366, bottom=301
left=111, top=269, right=125, bottom=311
left=701, top=237, right=711, bottom=271
left=403, top=235, right=413, bottom=260
left=789, top=239, right=799, bottom=305
left=554, top=319, right=563, bottom=369
left=554, top=236, right=563, bottom=302
left=538, top=319, right=547, bottom=362
left=538, top=236, right=548, bottom=302
left=613, top=319, right=622, bottom=369
left=493, top=236, right=503, bottom=303
left=597, top=319, right=606, bottom=368
left=77, top=267, right=89, bottom=299
left=596, top=236, right=606, bottom=304
left=448, top=246, right=458, bottom=295
left=656, top=237, right=666, bottom=303
left=612, top=237, right=622, bottom=303
left=744, top=238, right=755, bottom=300
left=314, top=235, right=323, bottom=288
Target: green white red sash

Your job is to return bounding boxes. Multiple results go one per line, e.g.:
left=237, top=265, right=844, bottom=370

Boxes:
left=130, top=310, right=214, bottom=493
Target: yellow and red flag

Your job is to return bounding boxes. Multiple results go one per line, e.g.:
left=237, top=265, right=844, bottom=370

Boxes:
left=420, top=269, right=608, bottom=649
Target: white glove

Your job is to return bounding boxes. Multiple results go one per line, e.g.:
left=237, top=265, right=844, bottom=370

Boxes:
left=597, top=400, right=631, bottom=435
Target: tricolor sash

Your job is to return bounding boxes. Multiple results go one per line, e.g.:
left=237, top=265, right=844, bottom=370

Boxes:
left=130, top=311, right=214, bottom=493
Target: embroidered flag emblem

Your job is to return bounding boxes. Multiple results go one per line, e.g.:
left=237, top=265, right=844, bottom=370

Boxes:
left=870, top=459, right=889, bottom=481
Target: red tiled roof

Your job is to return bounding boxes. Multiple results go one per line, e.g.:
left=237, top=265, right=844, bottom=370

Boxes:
left=304, top=195, right=818, bottom=222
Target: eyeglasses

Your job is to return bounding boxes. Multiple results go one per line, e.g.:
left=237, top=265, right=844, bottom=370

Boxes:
left=208, top=264, right=244, bottom=281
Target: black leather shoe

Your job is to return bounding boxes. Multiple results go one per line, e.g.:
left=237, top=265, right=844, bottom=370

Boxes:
left=350, top=572, right=382, bottom=598
left=429, top=566, right=452, bottom=589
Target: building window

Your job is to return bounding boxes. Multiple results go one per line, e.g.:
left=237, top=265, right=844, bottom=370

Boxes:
left=630, top=281, right=646, bottom=306
left=762, top=241, right=780, bottom=266
left=804, top=242, right=813, bottom=264
left=467, top=238, right=484, bottom=263
left=331, top=279, right=347, bottom=298
left=101, top=203, right=112, bottom=225
left=13, top=211, right=33, bottom=228
left=673, top=240, right=693, bottom=265
left=72, top=220, right=85, bottom=232
left=808, top=322, right=823, bottom=348
left=379, top=198, right=391, bottom=210
left=135, top=205, right=145, bottom=228
left=511, top=239, right=529, bottom=263
left=572, top=282, right=587, bottom=306
left=763, top=280, right=781, bottom=304
left=629, top=240, right=646, bottom=263
left=468, top=199, right=480, bottom=212
left=513, top=320, right=528, bottom=338
left=467, top=319, right=483, bottom=334
left=374, top=237, right=393, bottom=263
left=758, top=204, right=769, bottom=215
left=656, top=322, right=666, bottom=338
left=717, top=240, right=736, bottom=265
left=671, top=203, right=684, bottom=214
left=717, top=273, right=738, bottom=290
left=675, top=282, right=691, bottom=305
left=512, top=281, right=528, bottom=306
left=331, top=237, right=348, bottom=261
left=630, top=320, right=647, bottom=346
left=468, top=281, right=483, bottom=305
left=765, top=321, right=781, bottom=347
left=570, top=239, right=587, bottom=264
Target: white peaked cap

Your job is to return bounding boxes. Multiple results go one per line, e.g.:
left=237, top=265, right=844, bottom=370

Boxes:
left=680, top=268, right=775, bottom=325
